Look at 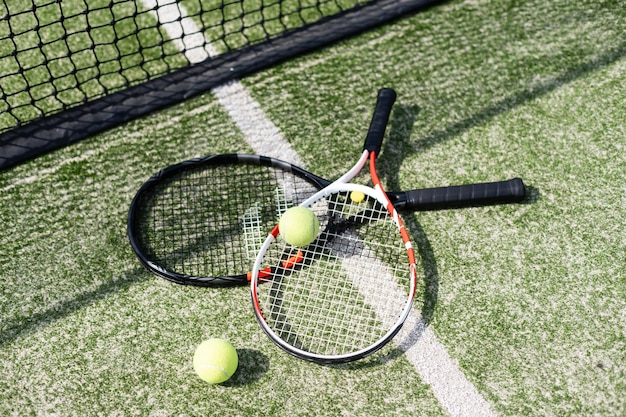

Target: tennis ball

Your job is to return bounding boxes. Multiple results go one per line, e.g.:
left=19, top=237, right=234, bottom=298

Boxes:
left=278, top=206, right=319, bottom=247
left=350, top=190, right=365, bottom=203
left=193, top=338, right=238, bottom=384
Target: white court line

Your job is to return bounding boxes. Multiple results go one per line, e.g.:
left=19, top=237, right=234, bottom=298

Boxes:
left=337, top=232, right=496, bottom=416
left=142, top=1, right=496, bottom=415
left=141, top=0, right=304, bottom=165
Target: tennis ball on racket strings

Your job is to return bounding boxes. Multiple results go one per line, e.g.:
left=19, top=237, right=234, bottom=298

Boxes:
left=279, top=206, right=319, bottom=247
left=350, top=190, right=365, bottom=203
left=193, top=338, right=238, bottom=384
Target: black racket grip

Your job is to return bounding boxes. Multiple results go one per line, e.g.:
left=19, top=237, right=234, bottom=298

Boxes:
left=363, top=88, right=396, bottom=153
left=403, top=178, right=526, bottom=210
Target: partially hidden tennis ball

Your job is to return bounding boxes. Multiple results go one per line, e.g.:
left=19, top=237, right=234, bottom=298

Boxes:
left=193, top=338, right=238, bottom=384
left=350, top=190, right=365, bottom=203
left=278, top=206, right=319, bottom=247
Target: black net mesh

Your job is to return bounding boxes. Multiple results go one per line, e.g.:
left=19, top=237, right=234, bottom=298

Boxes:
left=0, top=0, right=439, bottom=169
left=0, top=0, right=375, bottom=132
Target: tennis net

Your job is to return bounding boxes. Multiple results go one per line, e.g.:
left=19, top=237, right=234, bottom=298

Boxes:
left=0, top=0, right=439, bottom=170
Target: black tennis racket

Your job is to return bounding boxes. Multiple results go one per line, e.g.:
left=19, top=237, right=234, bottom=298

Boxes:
left=128, top=106, right=525, bottom=289
left=127, top=155, right=524, bottom=287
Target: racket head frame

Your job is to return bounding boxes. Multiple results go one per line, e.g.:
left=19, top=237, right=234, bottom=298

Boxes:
left=250, top=182, right=417, bottom=363
left=250, top=88, right=418, bottom=363
left=127, top=153, right=329, bottom=286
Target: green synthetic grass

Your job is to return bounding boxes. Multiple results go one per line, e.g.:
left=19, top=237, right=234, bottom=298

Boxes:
left=1, top=0, right=625, bottom=415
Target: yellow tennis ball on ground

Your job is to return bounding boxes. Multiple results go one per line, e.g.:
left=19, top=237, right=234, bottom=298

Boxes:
left=278, top=206, right=319, bottom=247
left=350, top=190, right=365, bottom=203
left=193, top=338, right=238, bottom=384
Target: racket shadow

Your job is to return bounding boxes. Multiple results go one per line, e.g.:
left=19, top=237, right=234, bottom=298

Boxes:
left=376, top=103, right=421, bottom=191
left=0, top=267, right=149, bottom=347
left=356, top=103, right=439, bottom=364
left=329, top=216, right=439, bottom=369
left=377, top=216, right=439, bottom=362
left=522, top=185, right=541, bottom=205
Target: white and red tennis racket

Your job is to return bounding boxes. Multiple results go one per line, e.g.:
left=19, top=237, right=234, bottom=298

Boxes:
left=250, top=88, right=418, bottom=363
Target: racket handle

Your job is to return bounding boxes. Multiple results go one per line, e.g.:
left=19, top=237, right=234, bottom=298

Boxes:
left=402, top=178, right=526, bottom=210
left=363, top=88, right=396, bottom=153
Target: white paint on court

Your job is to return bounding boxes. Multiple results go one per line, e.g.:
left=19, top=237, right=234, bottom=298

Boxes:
left=142, top=1, right=496, bottom=415
left=141, top=0, right=304, bottom=165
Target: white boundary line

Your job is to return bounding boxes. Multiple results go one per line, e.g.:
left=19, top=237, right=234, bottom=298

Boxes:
left=141, top=1, right=496, bottom=415
left=141, top=0, right=304, bottom=165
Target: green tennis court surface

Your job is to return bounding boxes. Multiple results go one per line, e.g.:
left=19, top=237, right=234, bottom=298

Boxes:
left=1, top=0, right=625, bottom=415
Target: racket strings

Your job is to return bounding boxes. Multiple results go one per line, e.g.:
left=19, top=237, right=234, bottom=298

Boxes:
left=134, top=162, right=318, bottom=279
left=256, top=193, right=414, bottom=357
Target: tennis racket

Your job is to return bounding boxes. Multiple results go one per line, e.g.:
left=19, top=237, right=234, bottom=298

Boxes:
left=127, top=105, right=525, bottom=289
left=249, top=88, right=418, bottom=363
left=127, top=155, right=524, bottom=287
